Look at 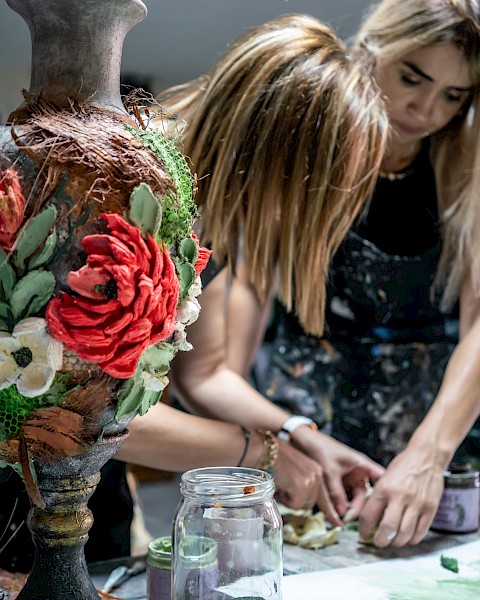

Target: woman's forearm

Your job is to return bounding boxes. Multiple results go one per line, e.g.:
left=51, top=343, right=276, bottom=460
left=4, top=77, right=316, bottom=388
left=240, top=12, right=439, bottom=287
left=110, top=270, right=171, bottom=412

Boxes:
left=115, top=402, right=264, bottom=471
left=171, top=268, right=290, bottom=431
left=173, top=363, right=289, bottom=431
left=408, top=315, right=480, bottom=466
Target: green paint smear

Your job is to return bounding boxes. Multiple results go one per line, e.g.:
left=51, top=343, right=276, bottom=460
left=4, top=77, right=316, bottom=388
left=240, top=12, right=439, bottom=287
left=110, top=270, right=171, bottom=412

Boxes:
left=387, top=576, right=480, bottom=599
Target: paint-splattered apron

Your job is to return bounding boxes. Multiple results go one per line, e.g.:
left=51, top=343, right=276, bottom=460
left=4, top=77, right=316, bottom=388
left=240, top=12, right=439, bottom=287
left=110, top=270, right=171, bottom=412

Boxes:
left=263, top=157, right=460, bottom=467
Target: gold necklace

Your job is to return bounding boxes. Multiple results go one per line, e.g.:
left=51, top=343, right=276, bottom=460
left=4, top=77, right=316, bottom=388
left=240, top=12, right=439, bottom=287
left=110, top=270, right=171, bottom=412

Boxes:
left=378, top=167, right=414, bottom=181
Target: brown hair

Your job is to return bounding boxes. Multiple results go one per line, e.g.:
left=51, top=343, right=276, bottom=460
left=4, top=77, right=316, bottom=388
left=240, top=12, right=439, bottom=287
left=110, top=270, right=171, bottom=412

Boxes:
left=161, top=14, right=388, bottom=335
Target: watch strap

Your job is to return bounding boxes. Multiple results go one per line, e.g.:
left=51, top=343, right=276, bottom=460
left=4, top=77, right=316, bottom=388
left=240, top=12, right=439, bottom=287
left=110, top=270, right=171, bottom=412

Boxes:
left=278, top=415, right=317, bottom=442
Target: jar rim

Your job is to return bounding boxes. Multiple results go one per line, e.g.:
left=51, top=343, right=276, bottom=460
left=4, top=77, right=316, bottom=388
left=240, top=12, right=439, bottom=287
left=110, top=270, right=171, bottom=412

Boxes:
left=178, top=535, right=218, bottom=568
left=180, top=467, right=275, bottom=503
left=148, top=536, right=172, bottom=569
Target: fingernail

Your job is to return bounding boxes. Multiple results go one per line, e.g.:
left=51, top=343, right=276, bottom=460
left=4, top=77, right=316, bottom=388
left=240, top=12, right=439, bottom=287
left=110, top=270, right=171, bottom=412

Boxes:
left=343, top=508, right=356, bottom=523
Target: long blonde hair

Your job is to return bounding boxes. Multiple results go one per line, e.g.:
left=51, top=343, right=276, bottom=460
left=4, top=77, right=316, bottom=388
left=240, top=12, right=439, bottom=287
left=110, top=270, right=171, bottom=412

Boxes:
left=355, top=0, right=480, bottom=306
left=161, top=14, right=388, bottom=335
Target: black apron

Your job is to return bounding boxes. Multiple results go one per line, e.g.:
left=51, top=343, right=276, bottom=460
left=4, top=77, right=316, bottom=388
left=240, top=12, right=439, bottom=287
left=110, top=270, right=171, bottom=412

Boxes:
left=263, top=146, right=461, bottom=466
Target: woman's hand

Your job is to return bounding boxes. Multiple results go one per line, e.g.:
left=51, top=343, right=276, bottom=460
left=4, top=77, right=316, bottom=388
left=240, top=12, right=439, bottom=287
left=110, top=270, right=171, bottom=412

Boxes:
left=358, top=444, right=445, bottom=547
left=289, top=428, right=385, bottom=523
left=274, top=440, right=347, bottom=526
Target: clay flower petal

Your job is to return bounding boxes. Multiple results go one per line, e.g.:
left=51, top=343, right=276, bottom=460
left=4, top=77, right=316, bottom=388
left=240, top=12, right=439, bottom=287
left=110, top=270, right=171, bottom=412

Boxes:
left=176, top=298, right=201, bottom=327
left=0, top=168, right=27, bottom=252
left=191, top=233, right=212, bottom=277
left=142, top=371, right=169, bottom=392
left=16, top=362, right=57, bottom=398
left=0, top=317, right=63, bottom=397
left=0, top=334, right=20, bottom=391
left=46, top=214, right=179, bottom=379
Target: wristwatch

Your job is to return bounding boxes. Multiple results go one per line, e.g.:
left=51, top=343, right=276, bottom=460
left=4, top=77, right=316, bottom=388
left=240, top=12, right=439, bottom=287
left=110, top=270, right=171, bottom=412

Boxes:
left=277, top=415, right=318, bottom=442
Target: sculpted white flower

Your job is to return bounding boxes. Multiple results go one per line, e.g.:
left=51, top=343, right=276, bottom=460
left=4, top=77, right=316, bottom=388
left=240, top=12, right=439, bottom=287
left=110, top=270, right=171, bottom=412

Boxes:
left=189, top=276, right=202, bottom=299
left=176, top=297, right=201, bottom=327
left=171, top=276, right=203, bottom=353
left=172, top=327, right=193, bottom=352
left=0, top=317, right=63, bottom=397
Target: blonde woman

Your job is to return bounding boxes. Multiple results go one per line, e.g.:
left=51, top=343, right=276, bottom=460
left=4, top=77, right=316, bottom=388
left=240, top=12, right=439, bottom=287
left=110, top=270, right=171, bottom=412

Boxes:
left=118, top=15, right=388, bottom=528
left=259, top=0, right=480, bottom=548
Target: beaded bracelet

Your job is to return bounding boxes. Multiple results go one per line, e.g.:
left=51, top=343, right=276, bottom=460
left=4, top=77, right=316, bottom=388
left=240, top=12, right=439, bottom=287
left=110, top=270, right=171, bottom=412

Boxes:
left=237, top=427, right=251, bottom=467
left=255, top=429, right=279, bottom=471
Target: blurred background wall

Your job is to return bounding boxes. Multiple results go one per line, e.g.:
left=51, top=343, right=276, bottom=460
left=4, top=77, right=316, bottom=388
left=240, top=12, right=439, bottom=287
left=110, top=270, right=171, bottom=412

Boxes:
left=0, top=0, right=374, bottom=121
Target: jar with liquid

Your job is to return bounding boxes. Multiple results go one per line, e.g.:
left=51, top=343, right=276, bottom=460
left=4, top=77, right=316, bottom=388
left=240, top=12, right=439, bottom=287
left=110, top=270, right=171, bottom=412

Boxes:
left=147, top=536, right=172, bottom=600
left=431, top=463, right=480, bottom=534
left=172, top=467, right=283, bottom=600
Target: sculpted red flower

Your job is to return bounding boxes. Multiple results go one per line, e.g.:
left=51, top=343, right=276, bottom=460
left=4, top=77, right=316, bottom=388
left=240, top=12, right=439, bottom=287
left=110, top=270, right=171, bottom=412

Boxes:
left=0, top=168, right=27, bottom=252
left=46, top=214, right=179, bottom=378
left=192, top=233, right=212, bottom=277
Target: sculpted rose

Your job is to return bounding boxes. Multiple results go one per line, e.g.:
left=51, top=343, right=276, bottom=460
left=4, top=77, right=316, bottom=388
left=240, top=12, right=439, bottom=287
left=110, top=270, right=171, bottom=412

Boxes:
left=46, top=213, right=179, bottom=378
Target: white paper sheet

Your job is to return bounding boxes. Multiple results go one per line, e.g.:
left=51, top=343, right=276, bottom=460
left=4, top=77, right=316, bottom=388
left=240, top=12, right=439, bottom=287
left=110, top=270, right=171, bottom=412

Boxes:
left=283, top=538, right=480, bottom=600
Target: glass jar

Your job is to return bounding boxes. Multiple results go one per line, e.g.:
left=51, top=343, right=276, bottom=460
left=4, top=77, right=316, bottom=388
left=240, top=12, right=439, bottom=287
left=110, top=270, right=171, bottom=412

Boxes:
left=173, top=467, right=283, bottom=600
left=147, top=536, right=172, bottom=600
left=431, top=463, right=480, bottom=533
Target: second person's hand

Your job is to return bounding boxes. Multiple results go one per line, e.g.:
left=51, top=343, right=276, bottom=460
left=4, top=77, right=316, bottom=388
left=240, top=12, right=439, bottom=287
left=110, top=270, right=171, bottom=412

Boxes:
left=358, top=444, right=445, bottom=547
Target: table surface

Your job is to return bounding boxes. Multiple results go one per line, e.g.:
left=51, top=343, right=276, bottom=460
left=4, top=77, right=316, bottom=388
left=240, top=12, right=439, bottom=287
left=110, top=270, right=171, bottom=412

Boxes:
left=282, top=528, right=480, bottom=574
left=88, top=529, right=480, bottom=599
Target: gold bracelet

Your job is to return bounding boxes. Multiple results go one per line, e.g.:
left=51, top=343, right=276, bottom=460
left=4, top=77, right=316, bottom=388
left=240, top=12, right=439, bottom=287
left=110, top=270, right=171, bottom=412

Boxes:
left=255, top=429, right=279, bottom=471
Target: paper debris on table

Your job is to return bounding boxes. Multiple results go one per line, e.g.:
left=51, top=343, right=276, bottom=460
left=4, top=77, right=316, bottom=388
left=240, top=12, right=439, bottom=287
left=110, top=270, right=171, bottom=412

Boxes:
left=215, top=571, right=279, bottom=599
left=282, top=510, right=341, bottom=550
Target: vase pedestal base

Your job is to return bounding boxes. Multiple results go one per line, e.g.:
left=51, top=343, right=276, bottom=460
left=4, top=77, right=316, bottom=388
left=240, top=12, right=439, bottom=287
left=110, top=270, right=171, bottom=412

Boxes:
left=17, top=433, right=128, bottom=600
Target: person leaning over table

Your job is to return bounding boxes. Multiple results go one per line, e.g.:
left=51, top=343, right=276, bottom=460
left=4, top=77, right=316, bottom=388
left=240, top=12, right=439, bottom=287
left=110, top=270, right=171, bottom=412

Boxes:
left=0, top=15, right=388, bottom=573
left=117, top=14, right=390, bottom=526
left=252, top=0, right=480, bottom=549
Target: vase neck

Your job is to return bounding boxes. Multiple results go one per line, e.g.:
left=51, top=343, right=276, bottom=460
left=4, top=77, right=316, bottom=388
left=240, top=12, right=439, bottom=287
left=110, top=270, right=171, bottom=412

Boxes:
left=7, top=0, right=147, bottom=114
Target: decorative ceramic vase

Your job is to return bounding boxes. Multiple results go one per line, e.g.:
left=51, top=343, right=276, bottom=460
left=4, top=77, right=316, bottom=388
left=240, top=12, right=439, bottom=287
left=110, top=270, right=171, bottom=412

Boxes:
left=0, top=1, right=209, bottom=598
left=16, top=433, right=128, bottom=600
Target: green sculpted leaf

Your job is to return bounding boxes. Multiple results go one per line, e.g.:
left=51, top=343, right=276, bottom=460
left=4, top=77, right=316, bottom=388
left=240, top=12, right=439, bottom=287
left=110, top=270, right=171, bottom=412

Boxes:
left=141, top=342, right=176, bottom=377
left=129, top=183, right=163, bottom=238
left=139, top=389, right=161, bottom=417
left=176, top=261, right=196, bottom=301
left=28, top=228, right=57, bottom=270
left=0, top=249, right=16, bottom=301
left=0, top=301, right=13, bottom=332
left=115, top=372, right=143, bottom=420
left=10, top=270, right=56, bottom=320
left=180, top=236, right=198, bottom=265
left=115, top=376, right=162, bottom=420
left=14, top=205, right=57, bottom=270
left=115, top=345, right=173, bottom=421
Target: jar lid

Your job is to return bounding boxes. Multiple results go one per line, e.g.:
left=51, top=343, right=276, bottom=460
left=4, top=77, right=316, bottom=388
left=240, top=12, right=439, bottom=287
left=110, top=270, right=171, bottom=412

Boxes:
left=178, top=535, right=218, bottom=569
left=449, top=462, right=473, bottom=474
left=148, top=536, right=172, bottom=570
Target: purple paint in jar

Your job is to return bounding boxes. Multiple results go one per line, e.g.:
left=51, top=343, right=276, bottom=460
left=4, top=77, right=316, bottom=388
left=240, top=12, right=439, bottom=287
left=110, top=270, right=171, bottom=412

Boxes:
left=431, top=463, right=480, bottom=534
left=147, top=536, right=172, bottom=600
